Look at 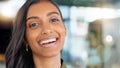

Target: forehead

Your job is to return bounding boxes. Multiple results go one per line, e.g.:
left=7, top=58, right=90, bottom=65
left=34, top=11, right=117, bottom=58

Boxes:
left=27, top=1, right=60, bottom=17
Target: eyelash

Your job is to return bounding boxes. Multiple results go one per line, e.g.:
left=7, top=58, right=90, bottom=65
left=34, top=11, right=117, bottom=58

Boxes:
left=28, top=18, right=60, bottom=28
left=29, top=21, right=39, bottom=28
left=49, top=18, right=60, bottom=23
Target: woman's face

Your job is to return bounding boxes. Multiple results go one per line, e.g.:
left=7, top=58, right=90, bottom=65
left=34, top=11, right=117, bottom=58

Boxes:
left=25, top=1, right=66, bottom=57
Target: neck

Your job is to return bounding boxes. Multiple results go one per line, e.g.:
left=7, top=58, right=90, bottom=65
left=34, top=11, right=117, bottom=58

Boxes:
left=33, top=53, right=61, bottom=68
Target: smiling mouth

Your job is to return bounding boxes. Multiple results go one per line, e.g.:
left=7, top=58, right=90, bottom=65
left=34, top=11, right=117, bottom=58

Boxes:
left=38, top=37, right=58, bottom=48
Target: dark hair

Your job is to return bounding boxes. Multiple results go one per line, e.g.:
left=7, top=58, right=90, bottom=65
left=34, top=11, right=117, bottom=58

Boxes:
left=5, top=0, right=63, bottom=68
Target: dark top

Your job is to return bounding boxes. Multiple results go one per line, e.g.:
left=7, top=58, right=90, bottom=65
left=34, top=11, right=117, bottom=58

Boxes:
left=61, top=59, right=67, bottom=68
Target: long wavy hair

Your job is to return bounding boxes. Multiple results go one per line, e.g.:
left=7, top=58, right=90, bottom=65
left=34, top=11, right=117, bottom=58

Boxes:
left=5, top=0, right=63, bottom=68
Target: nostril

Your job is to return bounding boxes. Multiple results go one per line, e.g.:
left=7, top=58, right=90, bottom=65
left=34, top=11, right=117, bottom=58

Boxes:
left=41, top=24, right=53, bottom=35
left=41, top=29, right=53, bottom=35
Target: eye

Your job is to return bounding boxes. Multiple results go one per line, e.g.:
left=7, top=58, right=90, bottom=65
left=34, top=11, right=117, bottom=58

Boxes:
left=29, top=21, right=39, bottom=28
left=49, top=18, right=60, bottom=23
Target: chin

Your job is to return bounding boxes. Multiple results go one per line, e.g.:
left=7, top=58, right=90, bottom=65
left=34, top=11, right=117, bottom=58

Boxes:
left=39, top=50, right=61, bottom=58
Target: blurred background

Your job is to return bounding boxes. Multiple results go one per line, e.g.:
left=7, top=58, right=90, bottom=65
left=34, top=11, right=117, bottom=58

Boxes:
left=0, top=0, right=120, bottom=68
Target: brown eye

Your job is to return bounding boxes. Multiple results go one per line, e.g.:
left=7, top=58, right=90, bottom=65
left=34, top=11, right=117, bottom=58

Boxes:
left=50, top=18, right=60, bottom=23
left=29, top=21, right=39, bottom=28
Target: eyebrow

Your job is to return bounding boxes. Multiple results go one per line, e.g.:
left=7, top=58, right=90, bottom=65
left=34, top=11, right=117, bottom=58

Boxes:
left=47, top=12, right=60, bottom=16
left=26, top=16, right=39, bottom=21
left=26, top=12, right=60, bottom=21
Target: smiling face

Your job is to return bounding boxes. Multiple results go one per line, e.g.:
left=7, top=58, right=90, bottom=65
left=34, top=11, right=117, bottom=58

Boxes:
left=25, top=1, right=66, bottom=58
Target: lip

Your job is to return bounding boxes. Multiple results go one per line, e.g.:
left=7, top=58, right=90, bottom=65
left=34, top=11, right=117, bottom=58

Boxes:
left=38, top=36, right=59, bottom=48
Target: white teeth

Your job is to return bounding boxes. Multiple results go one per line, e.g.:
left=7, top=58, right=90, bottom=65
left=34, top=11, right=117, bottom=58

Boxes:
left=40, top=38, right=56, bottom=45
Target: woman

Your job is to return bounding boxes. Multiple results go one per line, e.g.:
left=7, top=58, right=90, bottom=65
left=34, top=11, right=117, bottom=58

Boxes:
left=5, top=0, right=66, bottom=68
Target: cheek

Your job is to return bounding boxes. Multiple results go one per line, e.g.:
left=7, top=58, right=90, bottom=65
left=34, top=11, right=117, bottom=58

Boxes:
left=58, top=25, right=66, bottom=40
left=61, top=29, right=66, bottom=38
left=25, top=29, right=40, bottom=45
left=60, top=25, right=66, bottom=37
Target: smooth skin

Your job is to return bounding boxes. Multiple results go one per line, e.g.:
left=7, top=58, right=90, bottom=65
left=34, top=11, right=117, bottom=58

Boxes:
left=25, top=0, right=66, bottom=68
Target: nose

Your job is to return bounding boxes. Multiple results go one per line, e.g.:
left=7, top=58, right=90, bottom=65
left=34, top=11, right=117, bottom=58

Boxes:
left=41, top=24, right=53, bottom=35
